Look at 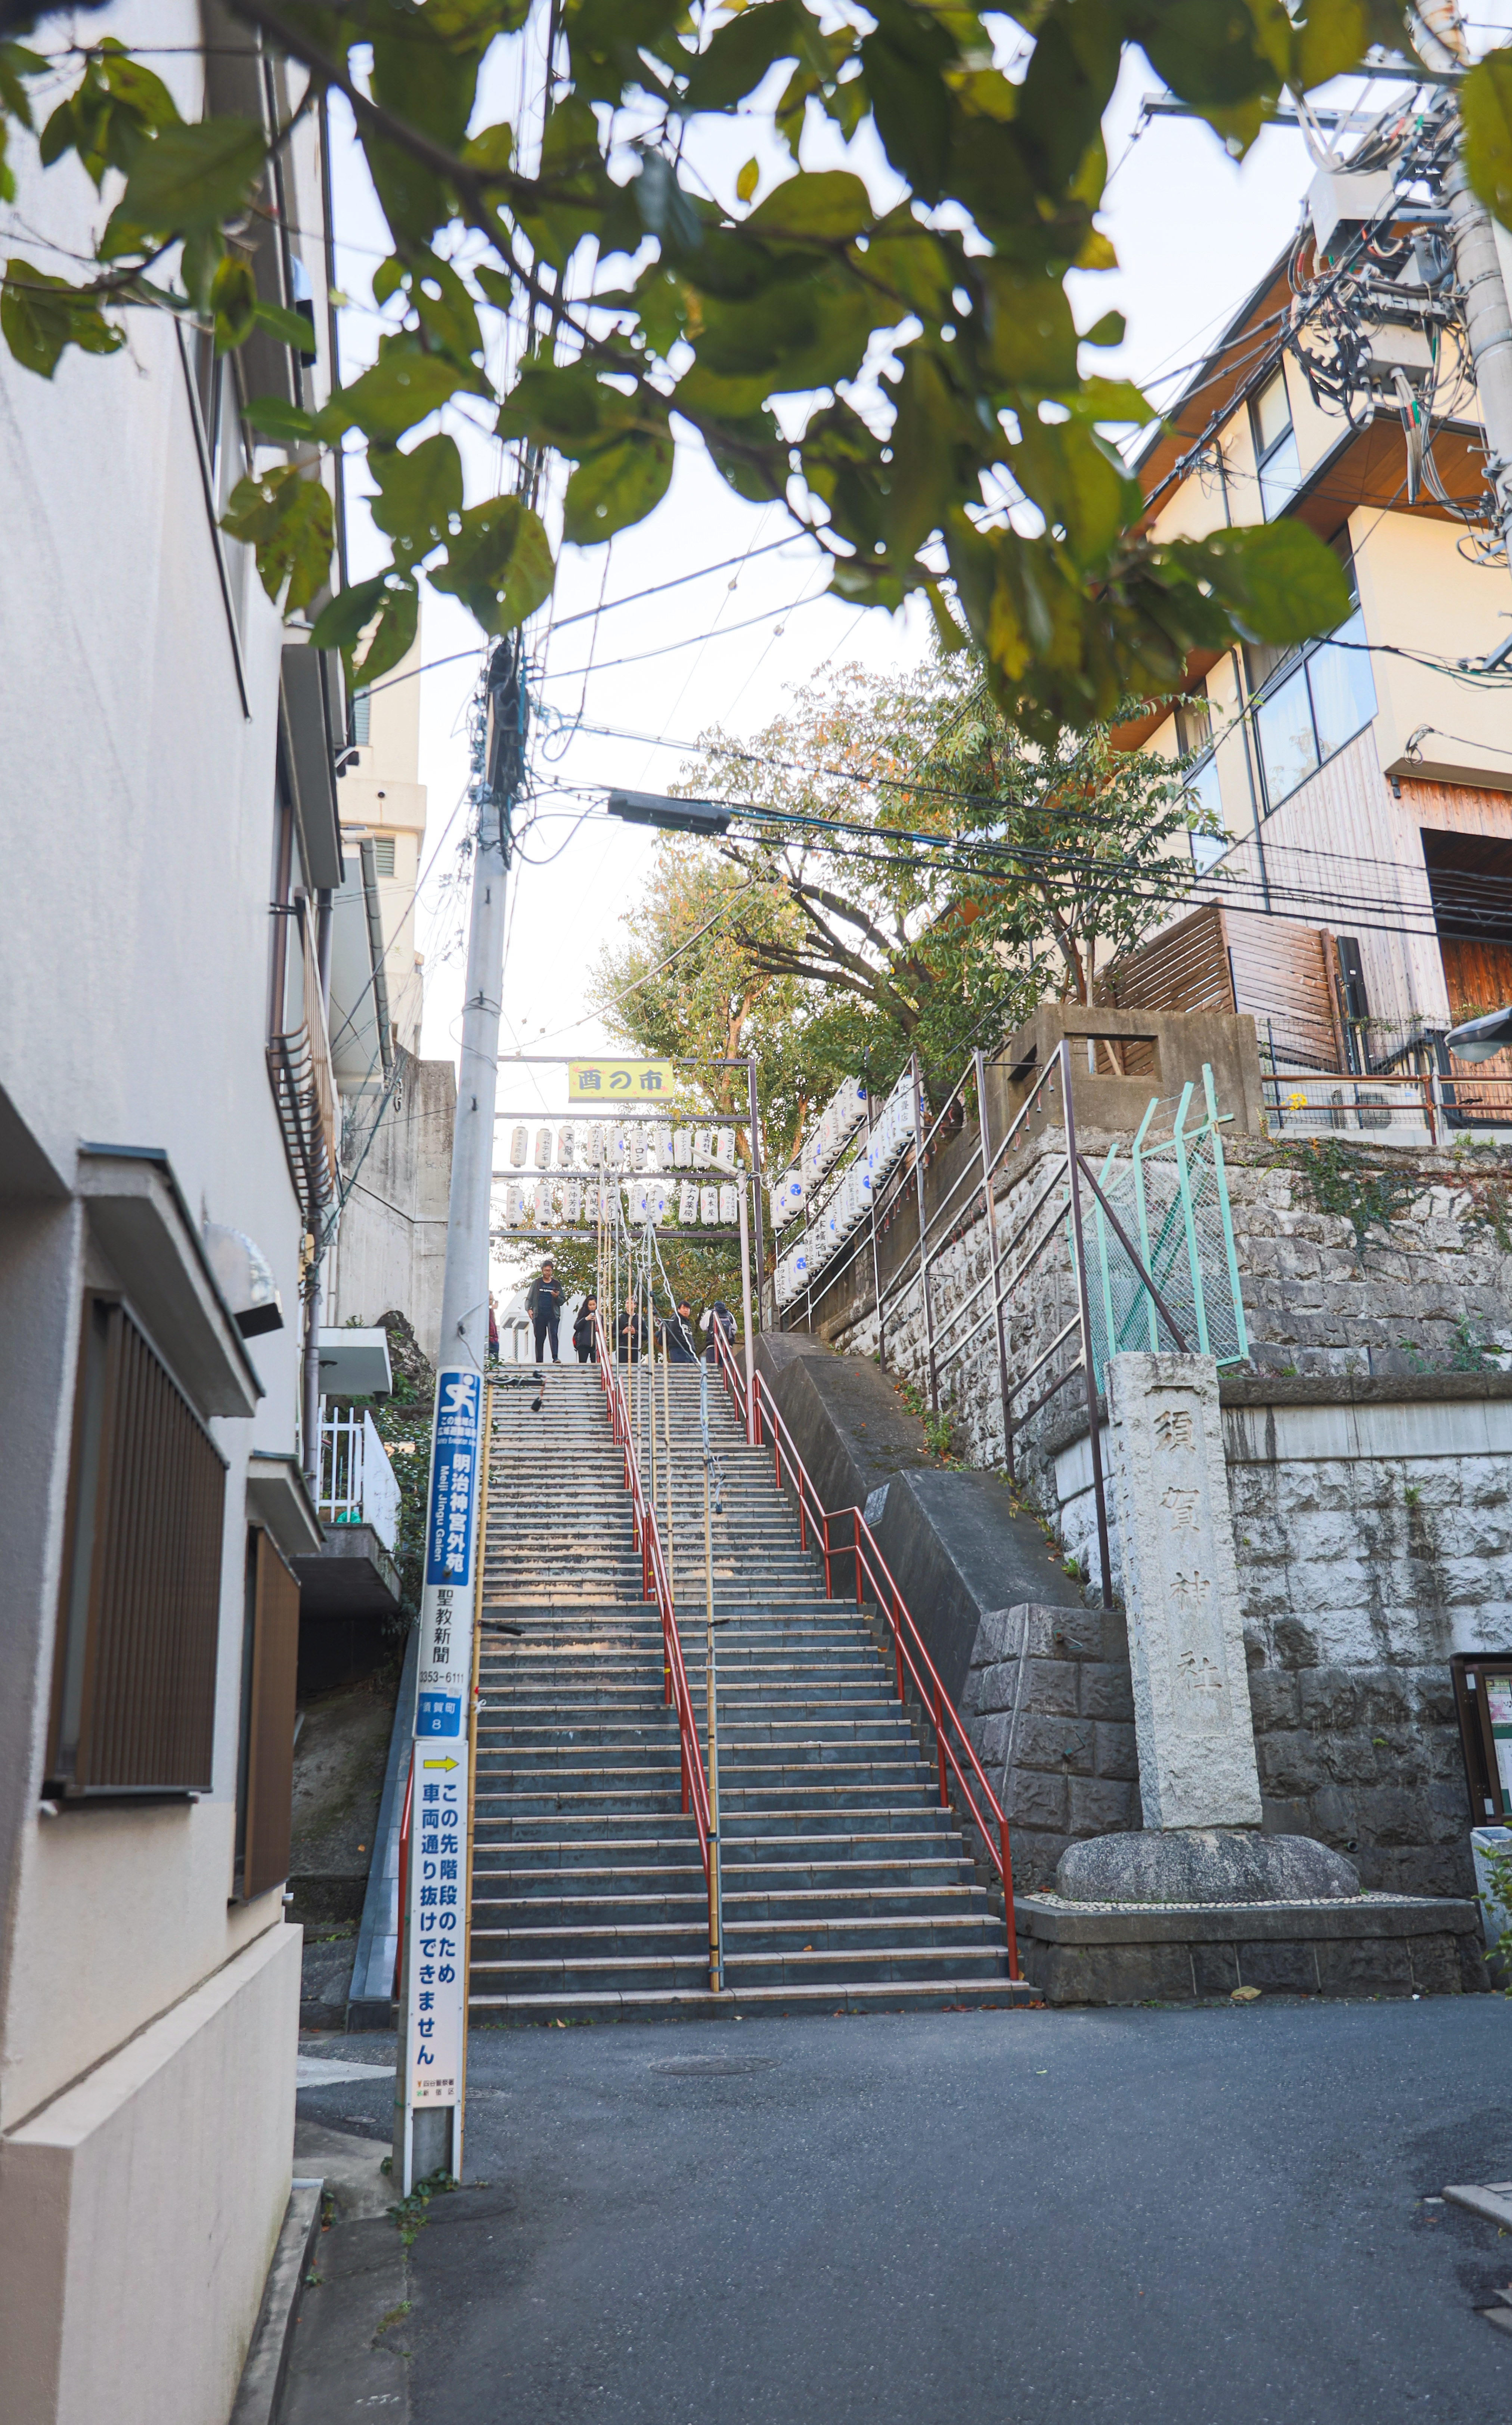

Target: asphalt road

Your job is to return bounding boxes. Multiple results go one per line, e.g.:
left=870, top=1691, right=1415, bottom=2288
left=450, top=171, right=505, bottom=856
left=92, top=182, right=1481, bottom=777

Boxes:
left=290, top=1998, right=1512, bottom=2425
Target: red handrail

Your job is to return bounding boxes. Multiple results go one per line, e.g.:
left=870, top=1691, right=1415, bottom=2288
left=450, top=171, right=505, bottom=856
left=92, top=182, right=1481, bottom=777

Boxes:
left=709, top=1321, right=1019, bottom=1975
left=592, top=1310, right=712, bottom=1891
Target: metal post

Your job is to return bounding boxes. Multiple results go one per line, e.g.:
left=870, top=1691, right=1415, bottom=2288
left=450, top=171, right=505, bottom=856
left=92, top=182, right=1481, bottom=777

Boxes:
left=701, top=1371, right=724, bottom=1993
left=1059, top=1038, right=1114, bottom=1611
left=660, top=1282, right=675, bottom=1608
left=1169, top=1081, right=1210, bottom=1356
left=910, top=1054, right=939, bottom=1411
left=737, top=1175, right=756, bottom=1444
left=973, top=1049, right=1012, bottom=1474
left=1202, top=1063, right=1250, bottom=1359
left=394, top=643, right=523, bottom=2196
left=1130, top=1100, right=1160, bottom=1353
left=865, top=1078, right=886, bottom=1372
left=746, top=1055, right=766, bottom=1332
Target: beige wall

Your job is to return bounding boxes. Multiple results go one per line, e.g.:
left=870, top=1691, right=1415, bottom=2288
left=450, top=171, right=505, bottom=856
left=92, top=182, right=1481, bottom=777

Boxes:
left=340, top=624, right=430, bottom=1057
left=0, top=1926, right=300, bottom=2425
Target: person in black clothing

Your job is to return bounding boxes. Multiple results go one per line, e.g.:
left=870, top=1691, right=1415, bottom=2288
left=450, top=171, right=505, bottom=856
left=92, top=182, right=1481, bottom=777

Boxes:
left=573, top=1295, right=598, bottom=1362
left=616, top=1292, right=644, bottom=1363
left=700, top=1300, right=735, bottom=1362
left=662, top=1301, right=698, bottom=1362
left=527, top=1259, right=564, bottom=1362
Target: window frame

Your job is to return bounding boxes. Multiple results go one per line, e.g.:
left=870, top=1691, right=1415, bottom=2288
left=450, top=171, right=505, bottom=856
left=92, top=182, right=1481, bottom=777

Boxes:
left=47, top=1292, right=228, bottom=1803
left=1250, top=371, right=1302, bottom=521
left=1250, top=602, right=1376, bottom=816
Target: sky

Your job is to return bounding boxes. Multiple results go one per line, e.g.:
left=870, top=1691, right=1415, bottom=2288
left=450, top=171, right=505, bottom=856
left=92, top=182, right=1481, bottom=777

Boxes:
left=320, top=18, right=1512, bottom=1294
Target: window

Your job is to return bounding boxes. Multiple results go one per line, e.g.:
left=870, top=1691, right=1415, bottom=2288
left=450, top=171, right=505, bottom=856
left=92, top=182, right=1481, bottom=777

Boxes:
left=374, top=834, right=396, bottom=878
left=350, top=689, right=371, bottom=747
left=233, top=1529, right=300, bottom=1901
left=1252, top=603, right=1377, bottom=813
left=1185, top=755, right=1228, bottom=873
left=1251, top=371, right=1301, bottom=520
left=48, top=1298, right=227, bottom=1798
left=1175, top=699, right=1227, bottom=872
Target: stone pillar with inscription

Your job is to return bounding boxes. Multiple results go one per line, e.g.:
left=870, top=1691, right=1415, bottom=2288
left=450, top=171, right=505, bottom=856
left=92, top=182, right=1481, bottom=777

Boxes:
left=1104, top=1351, right=1262, bottom=1833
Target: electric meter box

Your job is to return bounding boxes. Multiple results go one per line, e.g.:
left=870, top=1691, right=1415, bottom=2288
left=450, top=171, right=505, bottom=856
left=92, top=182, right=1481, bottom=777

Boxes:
left=1451, top=1653, right=1512, bottom=1824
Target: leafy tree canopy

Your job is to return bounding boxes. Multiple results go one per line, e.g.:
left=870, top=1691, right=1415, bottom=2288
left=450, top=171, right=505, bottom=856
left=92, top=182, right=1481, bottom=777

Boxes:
left=599, top=648, right=1217, bottom=1108
left=0, top=0, right=1457, bottom=725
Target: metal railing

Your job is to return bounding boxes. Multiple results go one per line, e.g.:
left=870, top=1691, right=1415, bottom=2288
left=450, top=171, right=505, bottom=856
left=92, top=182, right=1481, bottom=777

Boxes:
left=709, top=1321, right=1020, bottom=1976
left=266, top=899, right=338, bottom=1223
left=591, top=1307, right=714, bottom=1942
left=317, top=1406, right=401, bottom=1552
left=766, top=1037, right=1247, bottom=1608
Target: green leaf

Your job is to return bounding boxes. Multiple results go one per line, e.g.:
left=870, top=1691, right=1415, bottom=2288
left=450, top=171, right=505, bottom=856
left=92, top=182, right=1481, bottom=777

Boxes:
left=0, top=259, right=123, bottom=377
left=429, top=495, right=554, bottom=635
left=310, top=573, right=420, bottom=684
left=322, top=349, right=477, bottom=444
left=221, top=464, right=334, bottom=613
left=211, top=252, right=258, bottom=353
left=0, top=40, right=45, bottom=130
left=563, top=425, right=675, bottom=544
left=746, top=170, right=873, bottom=242
left=1079, top=310, right=1125, bottom=350
left=255, top=297, right=313, bottom=351
left=924, top=580, right=967, bottom=652
left=736, top=157, right=760, bottom=205
left=1465, top=49, right=1512, bottom=231
left=245, top=394, right=322, bottom=444
left=1167, top=519, right=1351, bottom=648
left=98, top=43, right=180, bottom=132
left=679, top=2, right=803, bottom=114
left=116, top=115, right=266, bottom=238
left=368, top=433, right=464, bottom=566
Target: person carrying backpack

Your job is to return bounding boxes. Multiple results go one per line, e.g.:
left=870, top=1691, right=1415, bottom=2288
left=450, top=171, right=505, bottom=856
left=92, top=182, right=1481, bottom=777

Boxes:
left=526, top=1259, right=564, bottom=1363
left=573, top=1294, right=598, bottom=1363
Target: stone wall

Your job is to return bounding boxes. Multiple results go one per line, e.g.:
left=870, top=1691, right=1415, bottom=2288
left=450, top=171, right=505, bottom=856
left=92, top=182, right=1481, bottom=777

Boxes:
left=962, top=1603, right=1137, bottom=1892
left=811, top=1125, right=1512, bottom=1902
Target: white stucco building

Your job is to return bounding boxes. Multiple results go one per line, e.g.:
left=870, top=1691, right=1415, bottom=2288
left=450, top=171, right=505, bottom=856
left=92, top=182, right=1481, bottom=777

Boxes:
left=0, top=10, right=348, bottom=2419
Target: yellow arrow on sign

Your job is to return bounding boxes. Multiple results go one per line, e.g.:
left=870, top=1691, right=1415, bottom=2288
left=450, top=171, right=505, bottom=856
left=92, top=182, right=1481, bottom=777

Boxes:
left=421, top=1756, right=460, bottom=1771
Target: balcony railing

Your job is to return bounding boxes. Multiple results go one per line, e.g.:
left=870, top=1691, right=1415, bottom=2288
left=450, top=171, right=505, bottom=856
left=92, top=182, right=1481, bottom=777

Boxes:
left=318, top=1407, right=400, bottom=1553
left=267, top=899, right=338, bottom=1224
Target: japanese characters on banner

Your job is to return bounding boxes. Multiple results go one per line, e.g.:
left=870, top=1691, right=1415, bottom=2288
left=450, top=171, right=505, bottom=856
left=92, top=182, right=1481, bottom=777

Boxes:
left=410, top=1743, right=467, bottom=2105
left=408, top=1365, right=482, bottom=2117
left=418, top=1368, right=481, bottom=1736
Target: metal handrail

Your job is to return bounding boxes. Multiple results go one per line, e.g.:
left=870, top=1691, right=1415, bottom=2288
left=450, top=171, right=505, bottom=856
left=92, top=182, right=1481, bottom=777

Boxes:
left=709, top=1323, right=1019, bottom=1974
left=592, top=1308, right=712, bottom=1889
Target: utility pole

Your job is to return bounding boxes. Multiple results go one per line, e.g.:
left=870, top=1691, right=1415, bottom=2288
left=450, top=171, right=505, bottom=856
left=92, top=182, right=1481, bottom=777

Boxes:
left=393, top=639, right=525, bottom=2194
left=1413, top=4, right=1512, bottom=593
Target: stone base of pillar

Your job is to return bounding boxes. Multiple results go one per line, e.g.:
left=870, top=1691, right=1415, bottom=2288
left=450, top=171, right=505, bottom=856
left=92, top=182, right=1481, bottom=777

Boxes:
left=1055, top=1826, right=1361, bottom=1906
left=1015, top=1887, right=1487, bottom=2005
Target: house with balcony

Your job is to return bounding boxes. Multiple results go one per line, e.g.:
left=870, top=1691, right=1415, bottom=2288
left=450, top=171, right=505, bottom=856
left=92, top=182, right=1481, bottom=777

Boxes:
left=1109, top=169, right=1512, bottom=1138
left=0, top=16, right=351, bottom=2424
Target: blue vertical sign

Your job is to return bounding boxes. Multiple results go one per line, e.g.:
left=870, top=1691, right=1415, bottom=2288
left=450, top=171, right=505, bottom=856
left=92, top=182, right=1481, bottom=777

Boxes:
left=416, top=1367, right=481, bottom=1738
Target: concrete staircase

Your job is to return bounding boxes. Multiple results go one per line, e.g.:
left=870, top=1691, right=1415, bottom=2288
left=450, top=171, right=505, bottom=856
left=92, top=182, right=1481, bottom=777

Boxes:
left=470, top=1358, right=1026, bottom=2021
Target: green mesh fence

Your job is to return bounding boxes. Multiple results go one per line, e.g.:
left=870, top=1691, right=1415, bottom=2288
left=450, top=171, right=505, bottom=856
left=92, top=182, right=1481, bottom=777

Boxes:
left=1076, top=1066, right=1248, bottom=1389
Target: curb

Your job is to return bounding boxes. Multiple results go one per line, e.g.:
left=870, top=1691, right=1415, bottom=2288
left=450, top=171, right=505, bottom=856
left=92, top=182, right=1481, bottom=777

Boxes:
left=230, top=2176, right=325, bottom=2425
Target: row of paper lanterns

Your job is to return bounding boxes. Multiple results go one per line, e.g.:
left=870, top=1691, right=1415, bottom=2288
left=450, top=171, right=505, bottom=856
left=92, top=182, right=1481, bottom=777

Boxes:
left=505, top=1121, right=739, bottom=1174
left=501, top=1178, right=741, bottom=1229
left=772, top=1072, right=915, bottom=1307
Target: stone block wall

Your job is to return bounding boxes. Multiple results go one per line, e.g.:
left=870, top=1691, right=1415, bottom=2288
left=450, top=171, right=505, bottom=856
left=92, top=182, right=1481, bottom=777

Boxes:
left=814, top=1121, right=1512, bottom=1902
left=961, top=1602, right=1138, bottom=1891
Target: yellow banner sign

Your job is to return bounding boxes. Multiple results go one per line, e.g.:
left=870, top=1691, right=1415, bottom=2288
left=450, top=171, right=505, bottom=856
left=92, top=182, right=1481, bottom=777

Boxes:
left=568, top=1059, right=676, bottom=1099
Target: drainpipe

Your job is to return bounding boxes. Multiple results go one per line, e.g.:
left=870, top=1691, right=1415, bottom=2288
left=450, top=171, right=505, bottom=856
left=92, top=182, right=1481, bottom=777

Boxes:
left=302, top=883, right=336, bottom=1502
left=359, top=834, right=395, bottom=1077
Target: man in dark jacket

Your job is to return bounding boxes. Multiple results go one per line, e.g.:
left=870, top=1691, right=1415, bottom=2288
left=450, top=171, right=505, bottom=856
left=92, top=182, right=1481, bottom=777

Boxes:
left=527, top=1259, right=564, bottom=1363
left=663, top=1301, right=698, bottom=1362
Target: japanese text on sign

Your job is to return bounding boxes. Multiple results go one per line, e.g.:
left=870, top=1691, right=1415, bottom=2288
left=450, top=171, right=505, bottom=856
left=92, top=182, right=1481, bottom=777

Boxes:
left=567, top=1059, right=675, bottom=1099
left=409, top=1747, right=467, bottom=2106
